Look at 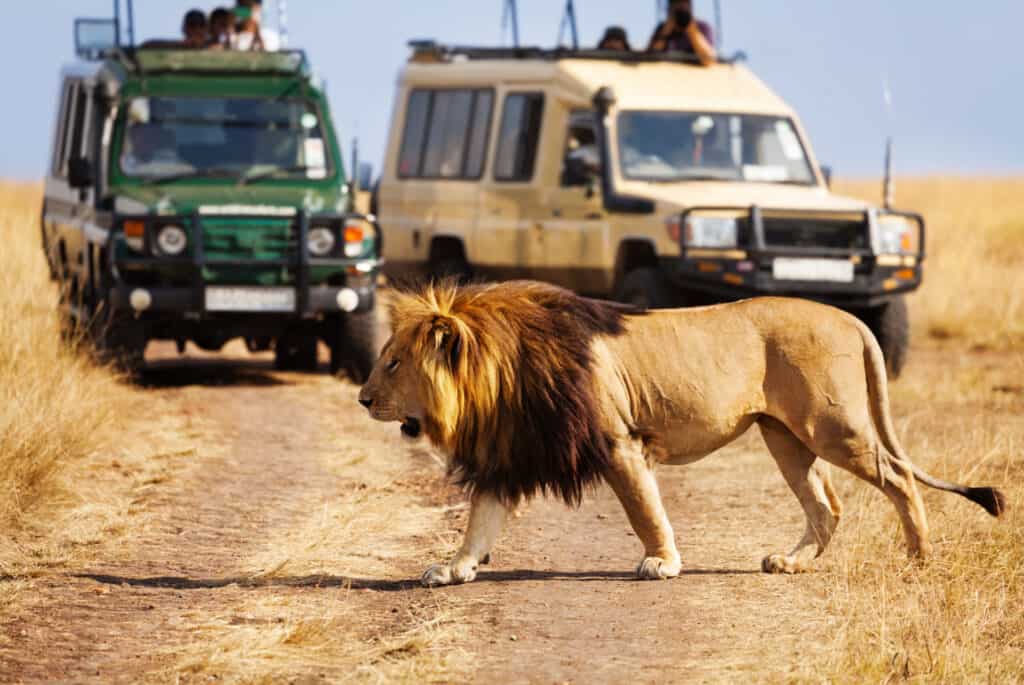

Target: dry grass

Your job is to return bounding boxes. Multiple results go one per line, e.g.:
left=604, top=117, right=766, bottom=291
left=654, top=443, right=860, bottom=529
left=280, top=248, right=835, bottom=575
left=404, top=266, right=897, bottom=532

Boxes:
left=166, top=595, right=469, bottom=684
left=803, top=177, right=1024, bottom=683
left=835, top=177, right=1024, bottom=347
left=0, top=182, right=188, bottom=576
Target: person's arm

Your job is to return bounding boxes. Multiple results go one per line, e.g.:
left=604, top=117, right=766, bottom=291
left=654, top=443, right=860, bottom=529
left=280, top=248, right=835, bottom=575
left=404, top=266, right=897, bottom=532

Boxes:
left=687, top=21, right=717, bottom=66
left=646, top=19, right=674, bottom=52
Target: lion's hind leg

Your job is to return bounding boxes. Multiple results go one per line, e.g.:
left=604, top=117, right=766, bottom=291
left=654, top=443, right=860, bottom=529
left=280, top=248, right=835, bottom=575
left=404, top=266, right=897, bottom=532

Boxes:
left=758, top=417, right=842, bottom=574
left=604, top=438, right=682, bottom=580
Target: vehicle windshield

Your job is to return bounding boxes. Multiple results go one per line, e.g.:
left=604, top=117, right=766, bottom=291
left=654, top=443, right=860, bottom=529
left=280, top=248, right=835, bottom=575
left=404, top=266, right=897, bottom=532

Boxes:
left=118, top=96, right=333, bottom=181
left=617, top=111, right=816, bottom=185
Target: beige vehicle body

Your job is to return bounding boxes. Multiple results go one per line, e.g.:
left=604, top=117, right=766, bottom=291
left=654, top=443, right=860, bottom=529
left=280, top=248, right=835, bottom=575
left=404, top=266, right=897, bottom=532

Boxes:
left=376, top=46, right=925, bottom=373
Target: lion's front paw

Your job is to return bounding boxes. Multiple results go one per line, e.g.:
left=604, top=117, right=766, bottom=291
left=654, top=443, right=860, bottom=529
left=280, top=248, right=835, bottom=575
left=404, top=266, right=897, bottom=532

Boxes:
left=636, top=556, right=681, bottom=580
left=420, top=558, right=479, bottom=588
left=761, top=554, right=804, bottom=574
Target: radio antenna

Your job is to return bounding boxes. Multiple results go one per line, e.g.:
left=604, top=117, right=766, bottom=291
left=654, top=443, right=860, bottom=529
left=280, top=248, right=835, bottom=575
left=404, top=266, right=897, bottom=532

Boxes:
left=558, top=0, right=580, bottom=49
left=277, top=0, right=289, bottom=48
left=882, top=74, right=894, bottom=209
left=714, top=0, right=723, bottom=50
left=502, top=0, right=521, bottom=48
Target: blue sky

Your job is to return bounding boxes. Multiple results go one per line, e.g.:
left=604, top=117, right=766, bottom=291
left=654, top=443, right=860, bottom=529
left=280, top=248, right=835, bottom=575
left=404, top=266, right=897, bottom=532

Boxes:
left=3, top=1, right=1022, bottom=179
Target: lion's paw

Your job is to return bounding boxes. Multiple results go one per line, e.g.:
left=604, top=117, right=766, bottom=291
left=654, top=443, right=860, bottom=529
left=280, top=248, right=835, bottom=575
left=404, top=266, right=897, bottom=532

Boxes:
left=636, top=556, right=681, bottom=580
left=420, top=558, right=479, bottom=588
left=761, top=554, right=803, bottom=574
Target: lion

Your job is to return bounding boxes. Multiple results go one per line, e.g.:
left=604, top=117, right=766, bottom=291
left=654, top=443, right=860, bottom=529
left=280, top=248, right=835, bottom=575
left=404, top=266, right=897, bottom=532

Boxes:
left=358, top=280, right=1006, bottom=587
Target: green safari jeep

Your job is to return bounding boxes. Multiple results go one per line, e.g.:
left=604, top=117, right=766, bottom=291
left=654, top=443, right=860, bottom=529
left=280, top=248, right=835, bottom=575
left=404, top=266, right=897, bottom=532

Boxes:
left=41, top=20, right=380, bottom=380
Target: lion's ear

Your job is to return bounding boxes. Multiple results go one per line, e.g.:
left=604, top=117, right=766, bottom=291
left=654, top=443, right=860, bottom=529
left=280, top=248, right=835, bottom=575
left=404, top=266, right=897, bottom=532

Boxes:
left=430, top=317, right=462, bottom=372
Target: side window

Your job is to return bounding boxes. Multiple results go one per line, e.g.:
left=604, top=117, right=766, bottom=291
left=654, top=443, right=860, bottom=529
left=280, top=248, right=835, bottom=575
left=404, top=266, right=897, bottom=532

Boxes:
left=397, top=90, right=431, bottom=178
left=53, top=81, right=80, bottom=178
left=67, top=83, right=90, bottom=165
left=397, top=89, right=494, bottom=180
left=561, top=111, right=600, bottom=187
left=421, top=91, right=473, bottom=177
left=494, top=93, right=545, bottom=182
left=463, top=92, right=493, bottom=179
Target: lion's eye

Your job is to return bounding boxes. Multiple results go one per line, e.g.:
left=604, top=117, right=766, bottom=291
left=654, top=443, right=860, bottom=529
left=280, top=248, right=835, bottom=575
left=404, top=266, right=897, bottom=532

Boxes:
left=386, top=358, right=401, bottom=373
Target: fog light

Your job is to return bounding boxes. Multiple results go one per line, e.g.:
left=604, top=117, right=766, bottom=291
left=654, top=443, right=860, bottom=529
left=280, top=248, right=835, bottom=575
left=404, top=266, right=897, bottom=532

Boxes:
left=336, top=288, right=360, bottom=313
left=129, top=288, right=152, bottom=312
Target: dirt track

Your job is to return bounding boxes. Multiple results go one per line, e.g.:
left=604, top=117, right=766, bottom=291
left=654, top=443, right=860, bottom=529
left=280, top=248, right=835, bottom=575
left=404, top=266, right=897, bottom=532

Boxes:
left=0, top=340, right=839, bottom=683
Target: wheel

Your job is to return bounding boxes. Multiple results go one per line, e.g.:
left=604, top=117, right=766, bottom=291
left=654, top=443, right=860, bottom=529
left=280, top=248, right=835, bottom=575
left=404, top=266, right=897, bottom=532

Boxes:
left=863, top=296, right=909, bottom=378
left=615, top=267, right=678, bottom=309
left=274, top=332, right=319, bottom=372
left=94, top=314, right=147, bottom=375
left=330, top=309, right=381, bottom=384
left=428, top=257, right=471, bottom=283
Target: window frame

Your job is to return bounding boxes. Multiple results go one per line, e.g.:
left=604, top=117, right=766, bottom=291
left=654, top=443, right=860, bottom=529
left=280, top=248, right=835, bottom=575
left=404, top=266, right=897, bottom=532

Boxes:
left=52, top=79, right=80, bottom=179
left=493, top=91, right=546, bottom=184
left=615, top=110, right=817, bottom=187
left=396, top=87, right=496, bottom=182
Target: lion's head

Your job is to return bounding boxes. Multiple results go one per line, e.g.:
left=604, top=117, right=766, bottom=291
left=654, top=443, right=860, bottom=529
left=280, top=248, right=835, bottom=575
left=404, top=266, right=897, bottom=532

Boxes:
left=358, top=280, right=636, bottom=506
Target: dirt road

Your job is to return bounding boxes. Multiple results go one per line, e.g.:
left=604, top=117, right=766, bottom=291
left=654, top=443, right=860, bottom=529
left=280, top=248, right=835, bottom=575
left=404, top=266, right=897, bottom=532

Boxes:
left=0, top=341, right=836, bottom=683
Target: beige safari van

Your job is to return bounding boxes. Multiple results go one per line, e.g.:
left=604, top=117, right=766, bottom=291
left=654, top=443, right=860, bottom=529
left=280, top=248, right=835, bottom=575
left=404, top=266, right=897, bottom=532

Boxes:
left=376, top=44, right=925, bottom=376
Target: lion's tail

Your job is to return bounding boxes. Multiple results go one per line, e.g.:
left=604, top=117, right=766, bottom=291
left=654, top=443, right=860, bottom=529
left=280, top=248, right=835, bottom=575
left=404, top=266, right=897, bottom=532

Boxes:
left=859, top=321, right=1007, bottom=518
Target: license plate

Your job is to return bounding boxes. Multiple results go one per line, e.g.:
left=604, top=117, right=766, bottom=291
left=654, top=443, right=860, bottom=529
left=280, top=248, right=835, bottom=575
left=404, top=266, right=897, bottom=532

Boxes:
left=772, top=258, right=854, bottom=283
left=205, top=287, right=296, bottom=312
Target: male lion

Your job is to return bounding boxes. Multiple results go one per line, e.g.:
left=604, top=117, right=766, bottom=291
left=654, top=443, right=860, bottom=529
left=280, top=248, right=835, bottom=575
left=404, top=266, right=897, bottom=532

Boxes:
left=358, top=281, right=1006, bottom=587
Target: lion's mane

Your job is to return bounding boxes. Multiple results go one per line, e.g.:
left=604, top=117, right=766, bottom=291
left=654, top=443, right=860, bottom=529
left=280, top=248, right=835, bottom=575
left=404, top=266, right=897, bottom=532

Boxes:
left=389, top=280, right=635, bottom=506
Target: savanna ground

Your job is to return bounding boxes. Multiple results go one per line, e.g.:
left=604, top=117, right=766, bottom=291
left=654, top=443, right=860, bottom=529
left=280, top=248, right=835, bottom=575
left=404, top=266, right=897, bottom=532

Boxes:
left=0, top=178, right=1021, bottom=683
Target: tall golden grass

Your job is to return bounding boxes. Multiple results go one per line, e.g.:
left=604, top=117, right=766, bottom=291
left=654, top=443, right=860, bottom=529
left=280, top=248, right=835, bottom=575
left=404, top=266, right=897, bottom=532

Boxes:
left=835, top=177, right=1024, bottom=347
left=815, top=177, right=1024, bottom=682
left=0, top=182, right=132, bottom=570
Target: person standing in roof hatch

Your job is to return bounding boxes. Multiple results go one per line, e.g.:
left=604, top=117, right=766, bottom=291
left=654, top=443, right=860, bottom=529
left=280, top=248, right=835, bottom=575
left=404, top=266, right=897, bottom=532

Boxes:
left=647, top=0, right=717, bottom=66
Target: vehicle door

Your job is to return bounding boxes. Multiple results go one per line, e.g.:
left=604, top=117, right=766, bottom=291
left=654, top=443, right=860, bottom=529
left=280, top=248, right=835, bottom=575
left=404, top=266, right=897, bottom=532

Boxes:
left=473, top=91, right=546, bottom=280
left=44, top=77, right=102, bottom=296
left=539, top=110, right=608, bottom=292
left=382, top=88, right=494, bottom=271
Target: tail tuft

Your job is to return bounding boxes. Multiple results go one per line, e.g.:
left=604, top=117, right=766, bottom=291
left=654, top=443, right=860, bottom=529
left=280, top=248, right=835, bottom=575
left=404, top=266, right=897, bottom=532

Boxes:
left=966, top=487, right=1007, bottom=517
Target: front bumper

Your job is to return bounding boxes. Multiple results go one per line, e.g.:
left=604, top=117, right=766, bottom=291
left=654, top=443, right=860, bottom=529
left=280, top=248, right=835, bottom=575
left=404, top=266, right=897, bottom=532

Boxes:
left=108, top=282, right=376, bottom=315
left=667, top=206, right=925, bottom=308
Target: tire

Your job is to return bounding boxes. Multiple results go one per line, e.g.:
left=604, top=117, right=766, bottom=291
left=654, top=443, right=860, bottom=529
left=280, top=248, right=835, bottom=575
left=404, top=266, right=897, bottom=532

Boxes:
left=428, top=257, right=471, bottom=284
left=274, top=332, right=319, bottom=372
left=330, top=309, right=381, bottom=384
left=864, top=296, right=910, bottom=379
left=615, top=267, right=677, bottom=309
left=94, top=315, right=147, bottom=376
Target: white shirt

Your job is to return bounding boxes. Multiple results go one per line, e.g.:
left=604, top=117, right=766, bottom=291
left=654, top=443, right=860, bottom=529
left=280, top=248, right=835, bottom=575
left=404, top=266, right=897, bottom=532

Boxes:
left=234, top=27, right=281, bottom=52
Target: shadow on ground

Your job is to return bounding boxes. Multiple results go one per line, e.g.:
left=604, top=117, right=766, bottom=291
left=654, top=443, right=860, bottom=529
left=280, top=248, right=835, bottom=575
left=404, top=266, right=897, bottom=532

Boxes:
left=75, top=566, right=761, bottom=592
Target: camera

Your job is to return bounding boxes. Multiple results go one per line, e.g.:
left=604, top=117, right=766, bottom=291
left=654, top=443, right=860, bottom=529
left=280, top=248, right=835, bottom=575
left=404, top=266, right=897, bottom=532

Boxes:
left=673, top=9, right=693, bottom=27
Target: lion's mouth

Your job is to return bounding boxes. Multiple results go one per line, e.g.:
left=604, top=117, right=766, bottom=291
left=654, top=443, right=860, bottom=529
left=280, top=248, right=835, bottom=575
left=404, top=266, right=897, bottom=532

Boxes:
left=400, top=417, right=422, bottom=439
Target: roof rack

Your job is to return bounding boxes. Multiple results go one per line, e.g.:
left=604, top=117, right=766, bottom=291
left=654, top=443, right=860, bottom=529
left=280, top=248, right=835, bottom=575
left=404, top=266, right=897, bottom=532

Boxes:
left=119, top=48, right=311, bottom=76
left=407, top=41, right=746, bottom=66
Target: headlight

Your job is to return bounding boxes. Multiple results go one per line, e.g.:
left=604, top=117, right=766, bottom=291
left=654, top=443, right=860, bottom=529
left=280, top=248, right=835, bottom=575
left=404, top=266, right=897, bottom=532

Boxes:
left=155, top=224, right=187, bottom=256
left=685, top=215, right=738, bottom=248
left=307, top=226, right=336, bottom=256
left=343, top=221, right=369, bottom=258
left=877, top=216, right=919, bottom=255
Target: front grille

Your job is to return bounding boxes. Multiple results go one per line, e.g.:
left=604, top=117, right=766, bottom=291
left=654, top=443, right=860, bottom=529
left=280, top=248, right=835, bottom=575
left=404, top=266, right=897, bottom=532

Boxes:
left=762, top=217, right=869, bottom=250
left=201, top=218, right=297, bottom=261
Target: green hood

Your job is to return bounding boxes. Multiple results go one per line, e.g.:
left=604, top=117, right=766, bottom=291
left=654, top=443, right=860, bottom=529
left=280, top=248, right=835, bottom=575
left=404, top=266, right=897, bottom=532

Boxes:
left=111, top=183, right=349, bottom=217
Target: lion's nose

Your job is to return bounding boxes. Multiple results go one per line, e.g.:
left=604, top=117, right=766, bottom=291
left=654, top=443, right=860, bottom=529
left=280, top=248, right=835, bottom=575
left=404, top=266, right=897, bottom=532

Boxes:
left=359, top=397, right=373, bottom=409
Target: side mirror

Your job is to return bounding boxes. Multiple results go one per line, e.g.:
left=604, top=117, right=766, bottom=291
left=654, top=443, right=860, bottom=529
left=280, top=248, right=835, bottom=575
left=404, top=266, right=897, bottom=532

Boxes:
left=820, top=165, right=833, bottom=189
left=562, top=156, right=598, bottom=188
left=68, top=157, right=94, bottom=190
left=75, top=18, right=118, bottom=60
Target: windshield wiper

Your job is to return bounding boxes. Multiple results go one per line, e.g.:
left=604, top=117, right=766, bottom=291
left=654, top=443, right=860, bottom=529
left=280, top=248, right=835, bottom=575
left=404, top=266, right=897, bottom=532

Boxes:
left=142, top=167, right=244, bottom=186
left=237, top=166, right=312, bottom=185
